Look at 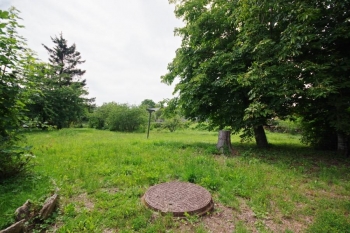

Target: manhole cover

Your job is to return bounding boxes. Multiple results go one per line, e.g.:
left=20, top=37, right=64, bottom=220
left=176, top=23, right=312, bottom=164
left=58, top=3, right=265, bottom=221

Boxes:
left=142, top=181, right=214, bottom=217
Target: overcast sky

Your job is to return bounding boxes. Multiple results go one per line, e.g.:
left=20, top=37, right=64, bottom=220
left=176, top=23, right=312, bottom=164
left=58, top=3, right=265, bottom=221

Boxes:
left=1, top=0, right=183, bottom=106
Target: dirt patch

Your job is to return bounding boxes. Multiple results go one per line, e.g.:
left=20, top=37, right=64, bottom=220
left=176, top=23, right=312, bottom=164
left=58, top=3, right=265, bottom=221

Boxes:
left=71, top=192, right=95, bottom=211
left=319, top=188, right=349, bottom=199
left=305, top=187, right=349, bottom=200
left=232, top=198, right=312, bottom=233
left=263, top=205, right=311, bottom=233
left=173, top=202, right=235, bottom=232
left=229, top=197, right=313, bottom=233
left=103, top=228, right=116, bottom=233
left=232, top=198, right=258, bottom=233
left=202, top=202, right=235, bottom=232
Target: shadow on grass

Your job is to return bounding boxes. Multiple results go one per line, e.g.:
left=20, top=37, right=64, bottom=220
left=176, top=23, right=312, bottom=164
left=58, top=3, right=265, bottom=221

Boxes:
left=20, top=127, right=98, bottom=135
left=152, top=139, right=350, bottom=180
left=151, top=140, right=220, bottom=154
left=233, top=142, right=350, bottom=180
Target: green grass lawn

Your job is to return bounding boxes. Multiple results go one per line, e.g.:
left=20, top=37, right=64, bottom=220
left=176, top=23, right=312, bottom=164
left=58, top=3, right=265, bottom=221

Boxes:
left=1, top=128, right=350, bottom=232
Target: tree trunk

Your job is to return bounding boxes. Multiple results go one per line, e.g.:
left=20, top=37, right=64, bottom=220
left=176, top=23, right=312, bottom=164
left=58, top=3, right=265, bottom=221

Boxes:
left=337, top=132, right=349, bottom=157
left=254, top=125, right=269, bottom=148
left=216, top=130, right=238, bottom=155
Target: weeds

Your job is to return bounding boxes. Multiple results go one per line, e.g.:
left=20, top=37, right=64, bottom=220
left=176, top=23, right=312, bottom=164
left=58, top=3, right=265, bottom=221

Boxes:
left=0, top=128, right=349, bottom=232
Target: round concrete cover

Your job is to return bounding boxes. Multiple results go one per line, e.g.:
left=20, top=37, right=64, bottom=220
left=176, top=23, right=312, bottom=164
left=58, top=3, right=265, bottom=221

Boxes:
left=142, top=181, right=214, bottom=217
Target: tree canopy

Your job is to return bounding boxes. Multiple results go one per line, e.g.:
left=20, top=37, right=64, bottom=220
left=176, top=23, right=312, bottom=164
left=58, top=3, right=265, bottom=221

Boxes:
left=163, top=0, right=350, bottom=153
left=141, top=99, right=156, bottom=108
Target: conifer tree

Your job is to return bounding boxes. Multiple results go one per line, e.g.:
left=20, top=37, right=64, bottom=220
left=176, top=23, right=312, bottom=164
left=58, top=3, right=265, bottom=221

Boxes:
left=43, top=33, right=86, bottom=88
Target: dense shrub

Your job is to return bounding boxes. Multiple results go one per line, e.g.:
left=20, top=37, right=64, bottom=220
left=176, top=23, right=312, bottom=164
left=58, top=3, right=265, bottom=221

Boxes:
left=300, top=117, right=338, bottom=150
left=0, top=135, right=33, bottom=181
left=88, top=102, right=147, bottom=132
left=107, top=104, right=147, bottom=132
left=88, top=102, right=115, bottom=129
left=162, top=117, right=182, bottom=132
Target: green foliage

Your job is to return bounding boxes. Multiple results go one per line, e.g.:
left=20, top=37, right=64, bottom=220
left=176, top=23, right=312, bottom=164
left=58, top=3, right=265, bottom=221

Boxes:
left=88, top=102, right=115, bottom=129
left=153, top=98, right=189, bottom=132
left=162, top=0, right=279, bottom=147
left=0, top=139, right=33, bottom=180
left=265, top=118, right=301, bottom=135
left=140, top=99, right=156, bottom=108
left=25, top=34, right=94, bottom=129
left=161, top=98, right=179, bottom=119
left=162, top=116, right=183, bottom=132
left=107, top=104, right=147, bottom=132
left=43, top=33, right=86, bottom=87
left=0, top=7, right=27, bottom=136
left=0, top=7, right=35, bottom=180
left=300, top=115, right=338, bottom=150
left=164, top=0, right=350, bottom=151
left=89, top=102, right=147, bottom=132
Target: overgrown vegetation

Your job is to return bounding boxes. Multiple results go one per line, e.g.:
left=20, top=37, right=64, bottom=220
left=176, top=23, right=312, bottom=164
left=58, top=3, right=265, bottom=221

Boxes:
left=0, top=7, right=33, bottom=180
left=88, top=102, right=147, bottom=132
left=1, top=2, right=350, bottom=231
left=88, top=99, right=188, bottom=133
left=1, top=128, right=349, bottom=232
left=1, top=7, right=95, bottom=179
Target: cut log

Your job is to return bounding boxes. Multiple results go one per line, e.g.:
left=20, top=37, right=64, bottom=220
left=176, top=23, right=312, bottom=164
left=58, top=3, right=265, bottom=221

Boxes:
left=0, top=220, right=25, bottom=233
left=15, top=200, right=31, bottom=221
left=39, top=194, right=59, bottom=220
left=216, top=130, right=238, bottom=155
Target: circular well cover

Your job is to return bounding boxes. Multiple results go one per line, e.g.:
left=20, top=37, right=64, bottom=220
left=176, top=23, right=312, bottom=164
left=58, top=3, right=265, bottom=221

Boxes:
left=142, top=181, right=214, bottom=217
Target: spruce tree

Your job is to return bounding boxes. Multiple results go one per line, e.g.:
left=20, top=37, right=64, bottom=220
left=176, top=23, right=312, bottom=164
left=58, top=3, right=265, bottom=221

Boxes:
left=43, top=33, right=86, bottom=88
left=31, top=33, right=94, bottom=129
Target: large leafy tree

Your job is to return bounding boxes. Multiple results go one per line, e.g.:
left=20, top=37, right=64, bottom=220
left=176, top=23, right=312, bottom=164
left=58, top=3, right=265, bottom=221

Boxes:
left=238, top=0, right=350, bottom=154
left=164, top=0, right=350, bottom=153
left=162, top=0, right=272, bottom=147
left=290, top=0, right=350, bottom=155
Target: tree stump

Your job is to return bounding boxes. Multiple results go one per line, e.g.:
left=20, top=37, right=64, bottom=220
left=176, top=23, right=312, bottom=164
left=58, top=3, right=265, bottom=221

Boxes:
left=216, top=130, right=238, bottom=155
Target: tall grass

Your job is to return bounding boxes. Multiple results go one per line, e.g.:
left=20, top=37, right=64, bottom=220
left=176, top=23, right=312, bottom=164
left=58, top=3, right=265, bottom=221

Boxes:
left=1, top=128, right=349, bottom=232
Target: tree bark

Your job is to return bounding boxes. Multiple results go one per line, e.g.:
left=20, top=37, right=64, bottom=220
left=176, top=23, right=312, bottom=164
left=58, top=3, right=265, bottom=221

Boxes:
left=216, top=130, right=238, bottom=155
left=254, top=125, right=269, bottom=148
left=337, top=132, right=349, bottom=157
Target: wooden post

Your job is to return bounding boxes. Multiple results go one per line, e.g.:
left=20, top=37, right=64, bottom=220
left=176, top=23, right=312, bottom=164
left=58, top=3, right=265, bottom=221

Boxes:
left=147, top=111, right=152, bottom=139
left=216, top=130, right=238, bottom=155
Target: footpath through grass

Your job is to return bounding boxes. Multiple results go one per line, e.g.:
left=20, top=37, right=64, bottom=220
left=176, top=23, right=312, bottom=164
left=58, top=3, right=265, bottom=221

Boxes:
left=1, top=128, right=350, bottom=232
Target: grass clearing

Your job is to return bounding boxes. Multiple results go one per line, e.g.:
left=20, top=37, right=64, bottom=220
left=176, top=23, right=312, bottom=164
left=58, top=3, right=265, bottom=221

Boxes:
left=1, top=128, right=349, bottom=232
